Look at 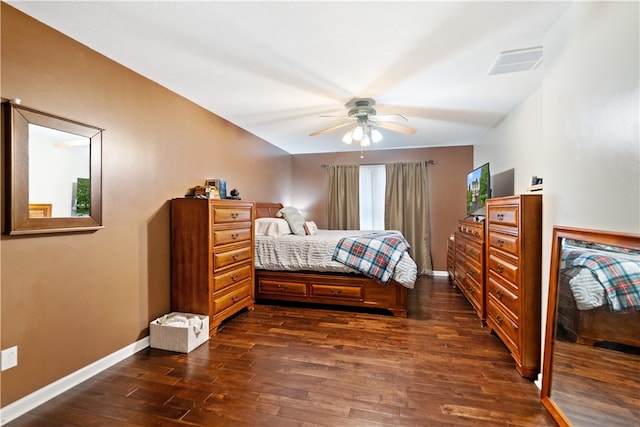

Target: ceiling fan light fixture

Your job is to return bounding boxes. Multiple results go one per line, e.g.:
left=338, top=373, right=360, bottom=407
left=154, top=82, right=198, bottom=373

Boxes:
left=309, top=98, right=416, bottom=149
left=371, top=128, right=383, bottom=143
left=342, top=129, right=353, bottom=144
left=352, top=125, right=364, bottom=141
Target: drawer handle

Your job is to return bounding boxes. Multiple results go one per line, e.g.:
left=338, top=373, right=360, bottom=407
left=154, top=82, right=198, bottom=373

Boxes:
left=277, top=284, right=288, bottom=291
left=496, top=315, right=503, bottom=325
left=232, top=274, right=239, bottom=282
left=496, top=264, right=504, bottom=274
left=496, top=290, right=504, bottom=300
left=330, top=288, right=342, bottom=295
left=231, top=212, right=239, bottom=219
left=497, top=214, right=504, bottom=221
left=231, top=233, right=239, bottom=239
left=231, top=295, right=239, bottom=303
left=497, top=239, right=504, bottom=247
left=232, top=254, right=240, bottom=261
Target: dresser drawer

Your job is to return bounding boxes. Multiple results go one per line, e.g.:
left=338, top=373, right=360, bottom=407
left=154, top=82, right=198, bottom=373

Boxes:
left=212, top=206, right=252, bottom=224
left=214, top=245, right=252, bottom=269
left=465, top=240, right=484, bottom=264
left=487, top=275, right=519, bottom=320
left=487, top=299, right=519, bottom=355
left=465, top=259, right=482, bottom=283
left=464, top=275, right=482, bottom=312
left=213, top=227, right=251, bottom=247
left=459, top=221, right=484, bottom=240
left=488, top=251, right=518, bottom=285
left=488, top=231, right=519, bottom=257
left=213, top=263, right=252, bottom=293
left=455, top=255, right=466, bottom=277
left=487, top=205, right=519, bottom=228
left=311, top=283, right=363, bottom=300
left=258, top=278, right=308, bottom=297
left=212, top=281, right=252, bottom=314
left=453, top=268, right=465, bottom=287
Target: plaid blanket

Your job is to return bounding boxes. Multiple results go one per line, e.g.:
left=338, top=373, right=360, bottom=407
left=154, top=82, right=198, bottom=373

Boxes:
left=562, top=248, right=640, bottom=312
left=332, top=231, right=410, bottom=284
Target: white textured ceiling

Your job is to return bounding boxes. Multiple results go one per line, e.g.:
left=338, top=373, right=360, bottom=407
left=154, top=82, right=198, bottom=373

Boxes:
left=8, top=1, right=571, bottom=155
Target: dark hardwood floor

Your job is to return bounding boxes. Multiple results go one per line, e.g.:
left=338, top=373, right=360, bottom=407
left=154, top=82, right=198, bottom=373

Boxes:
left=8, top=276, right=555, bottom=426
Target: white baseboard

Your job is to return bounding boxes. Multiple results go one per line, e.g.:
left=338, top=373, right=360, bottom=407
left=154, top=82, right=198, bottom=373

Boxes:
left=0, top=337, right=149, bottom=425
left=429, top=270, right=449, bottom=277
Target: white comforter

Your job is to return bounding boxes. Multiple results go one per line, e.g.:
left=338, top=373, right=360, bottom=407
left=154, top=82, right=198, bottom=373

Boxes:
left=254, top=230, right=417, bottom=289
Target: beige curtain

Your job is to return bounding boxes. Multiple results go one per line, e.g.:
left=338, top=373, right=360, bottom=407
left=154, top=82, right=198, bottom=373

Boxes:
left=385, top=162, right=433, bottom=274
left=327, top=165, right=360, bottom=230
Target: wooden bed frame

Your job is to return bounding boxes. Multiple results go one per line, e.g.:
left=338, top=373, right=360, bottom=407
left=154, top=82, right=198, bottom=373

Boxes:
left=558, top=271, right=640, bottom=348
left=254, top=202, right=408, bottom=317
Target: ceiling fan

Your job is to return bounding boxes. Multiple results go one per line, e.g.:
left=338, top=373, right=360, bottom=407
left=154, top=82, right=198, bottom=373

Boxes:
left=309, top=98, right=417, bottom=146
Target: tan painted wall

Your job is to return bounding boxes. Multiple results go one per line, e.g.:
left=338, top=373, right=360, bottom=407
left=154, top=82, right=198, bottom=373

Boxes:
left=0, top=5, right=292, bottom=406
left=290, top=146, right=473, bottom=271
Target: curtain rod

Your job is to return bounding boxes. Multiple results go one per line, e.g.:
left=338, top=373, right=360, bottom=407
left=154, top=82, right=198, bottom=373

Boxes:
left=321, top=160, right=436, bottom=168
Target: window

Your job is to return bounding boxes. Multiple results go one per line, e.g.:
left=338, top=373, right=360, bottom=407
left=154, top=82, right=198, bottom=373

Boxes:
left=359, top=164, right=385, bottom=230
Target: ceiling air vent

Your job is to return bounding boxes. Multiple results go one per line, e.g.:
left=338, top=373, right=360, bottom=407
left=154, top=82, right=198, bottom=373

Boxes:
left=488, top=46, right=543, bottom=75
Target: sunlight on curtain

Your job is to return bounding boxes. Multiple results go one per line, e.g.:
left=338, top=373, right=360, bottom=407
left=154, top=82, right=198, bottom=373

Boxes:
left=359, top=165, right=385, bottom=230
left=327, top=165, right=360, bottom=230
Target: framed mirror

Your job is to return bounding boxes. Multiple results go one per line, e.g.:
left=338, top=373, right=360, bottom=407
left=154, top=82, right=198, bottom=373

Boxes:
left=541, top=226, right=639, bottom=426
left=4, top=102, right=103, bottom=234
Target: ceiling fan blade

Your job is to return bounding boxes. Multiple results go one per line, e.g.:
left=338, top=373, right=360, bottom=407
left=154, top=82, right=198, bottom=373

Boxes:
left=309, top=122, right=353, bottom=136
left=377, top=121, right=417, bottom=135
left=370, top=113, right=408, bottom=122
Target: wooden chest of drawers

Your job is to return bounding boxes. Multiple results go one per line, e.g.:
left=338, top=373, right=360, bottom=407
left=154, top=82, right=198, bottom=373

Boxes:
left=453, top=219, right=486, bottom=322
left=485, top=194, right=542, bottom=378
left=446, top=235, right=455, bottom=280
left=171, top=198, right=255, bottom=336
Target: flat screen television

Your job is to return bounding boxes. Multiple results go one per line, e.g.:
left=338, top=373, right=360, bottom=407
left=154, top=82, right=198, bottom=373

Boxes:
left=466, top=163, right=490, bottom=217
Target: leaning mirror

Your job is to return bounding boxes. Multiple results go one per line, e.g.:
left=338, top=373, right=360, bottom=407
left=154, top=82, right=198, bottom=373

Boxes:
left=541, top=226, right=639, bottom=426
left=4, top=102, right=103, bottom=234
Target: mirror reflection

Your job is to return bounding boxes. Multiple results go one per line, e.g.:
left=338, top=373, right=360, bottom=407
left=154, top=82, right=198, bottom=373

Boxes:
left=5, top=102, right=103, bottom=235
left=542, top=228, right=640, bottom=426
left=28, top=124, right=90, bottom=218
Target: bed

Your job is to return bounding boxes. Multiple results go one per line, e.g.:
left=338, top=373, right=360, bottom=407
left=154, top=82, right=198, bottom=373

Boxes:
left=253, top=202, right=417, bottom=316
left=556, top=239, right=640, bottom=348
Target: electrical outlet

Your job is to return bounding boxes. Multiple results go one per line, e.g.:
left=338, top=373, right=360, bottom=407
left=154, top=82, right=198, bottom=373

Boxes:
left=1, top=346, right=18, bottom=371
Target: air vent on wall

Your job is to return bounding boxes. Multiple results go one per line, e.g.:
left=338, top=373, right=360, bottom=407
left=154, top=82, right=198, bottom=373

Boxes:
left=488, top=46, right=543, bottom=75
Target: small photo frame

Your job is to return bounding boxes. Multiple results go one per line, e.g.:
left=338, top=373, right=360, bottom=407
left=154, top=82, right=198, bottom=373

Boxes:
left=205, top=178, right=227, bottom=199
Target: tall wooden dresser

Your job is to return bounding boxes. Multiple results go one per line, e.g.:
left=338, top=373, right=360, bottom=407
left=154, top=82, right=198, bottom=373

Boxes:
left=171, top=198, right=255, bottom=336
left=453, top=219, right=486, bottom=323
left=485, top=194, right=542, bottom=377
left=446, top=234, right=455, bottom=280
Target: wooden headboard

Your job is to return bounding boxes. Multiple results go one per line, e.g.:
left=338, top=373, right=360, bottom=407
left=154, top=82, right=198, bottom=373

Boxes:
left=255, top=202, right=283, bottom=219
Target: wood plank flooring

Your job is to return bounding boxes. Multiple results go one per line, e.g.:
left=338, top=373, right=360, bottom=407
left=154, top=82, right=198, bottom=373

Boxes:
left=7, top=276, right=556, bottom=426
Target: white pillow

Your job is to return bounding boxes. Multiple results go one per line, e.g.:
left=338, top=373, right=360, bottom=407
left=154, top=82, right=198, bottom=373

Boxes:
left=255, top=218, right=292, bottom=236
